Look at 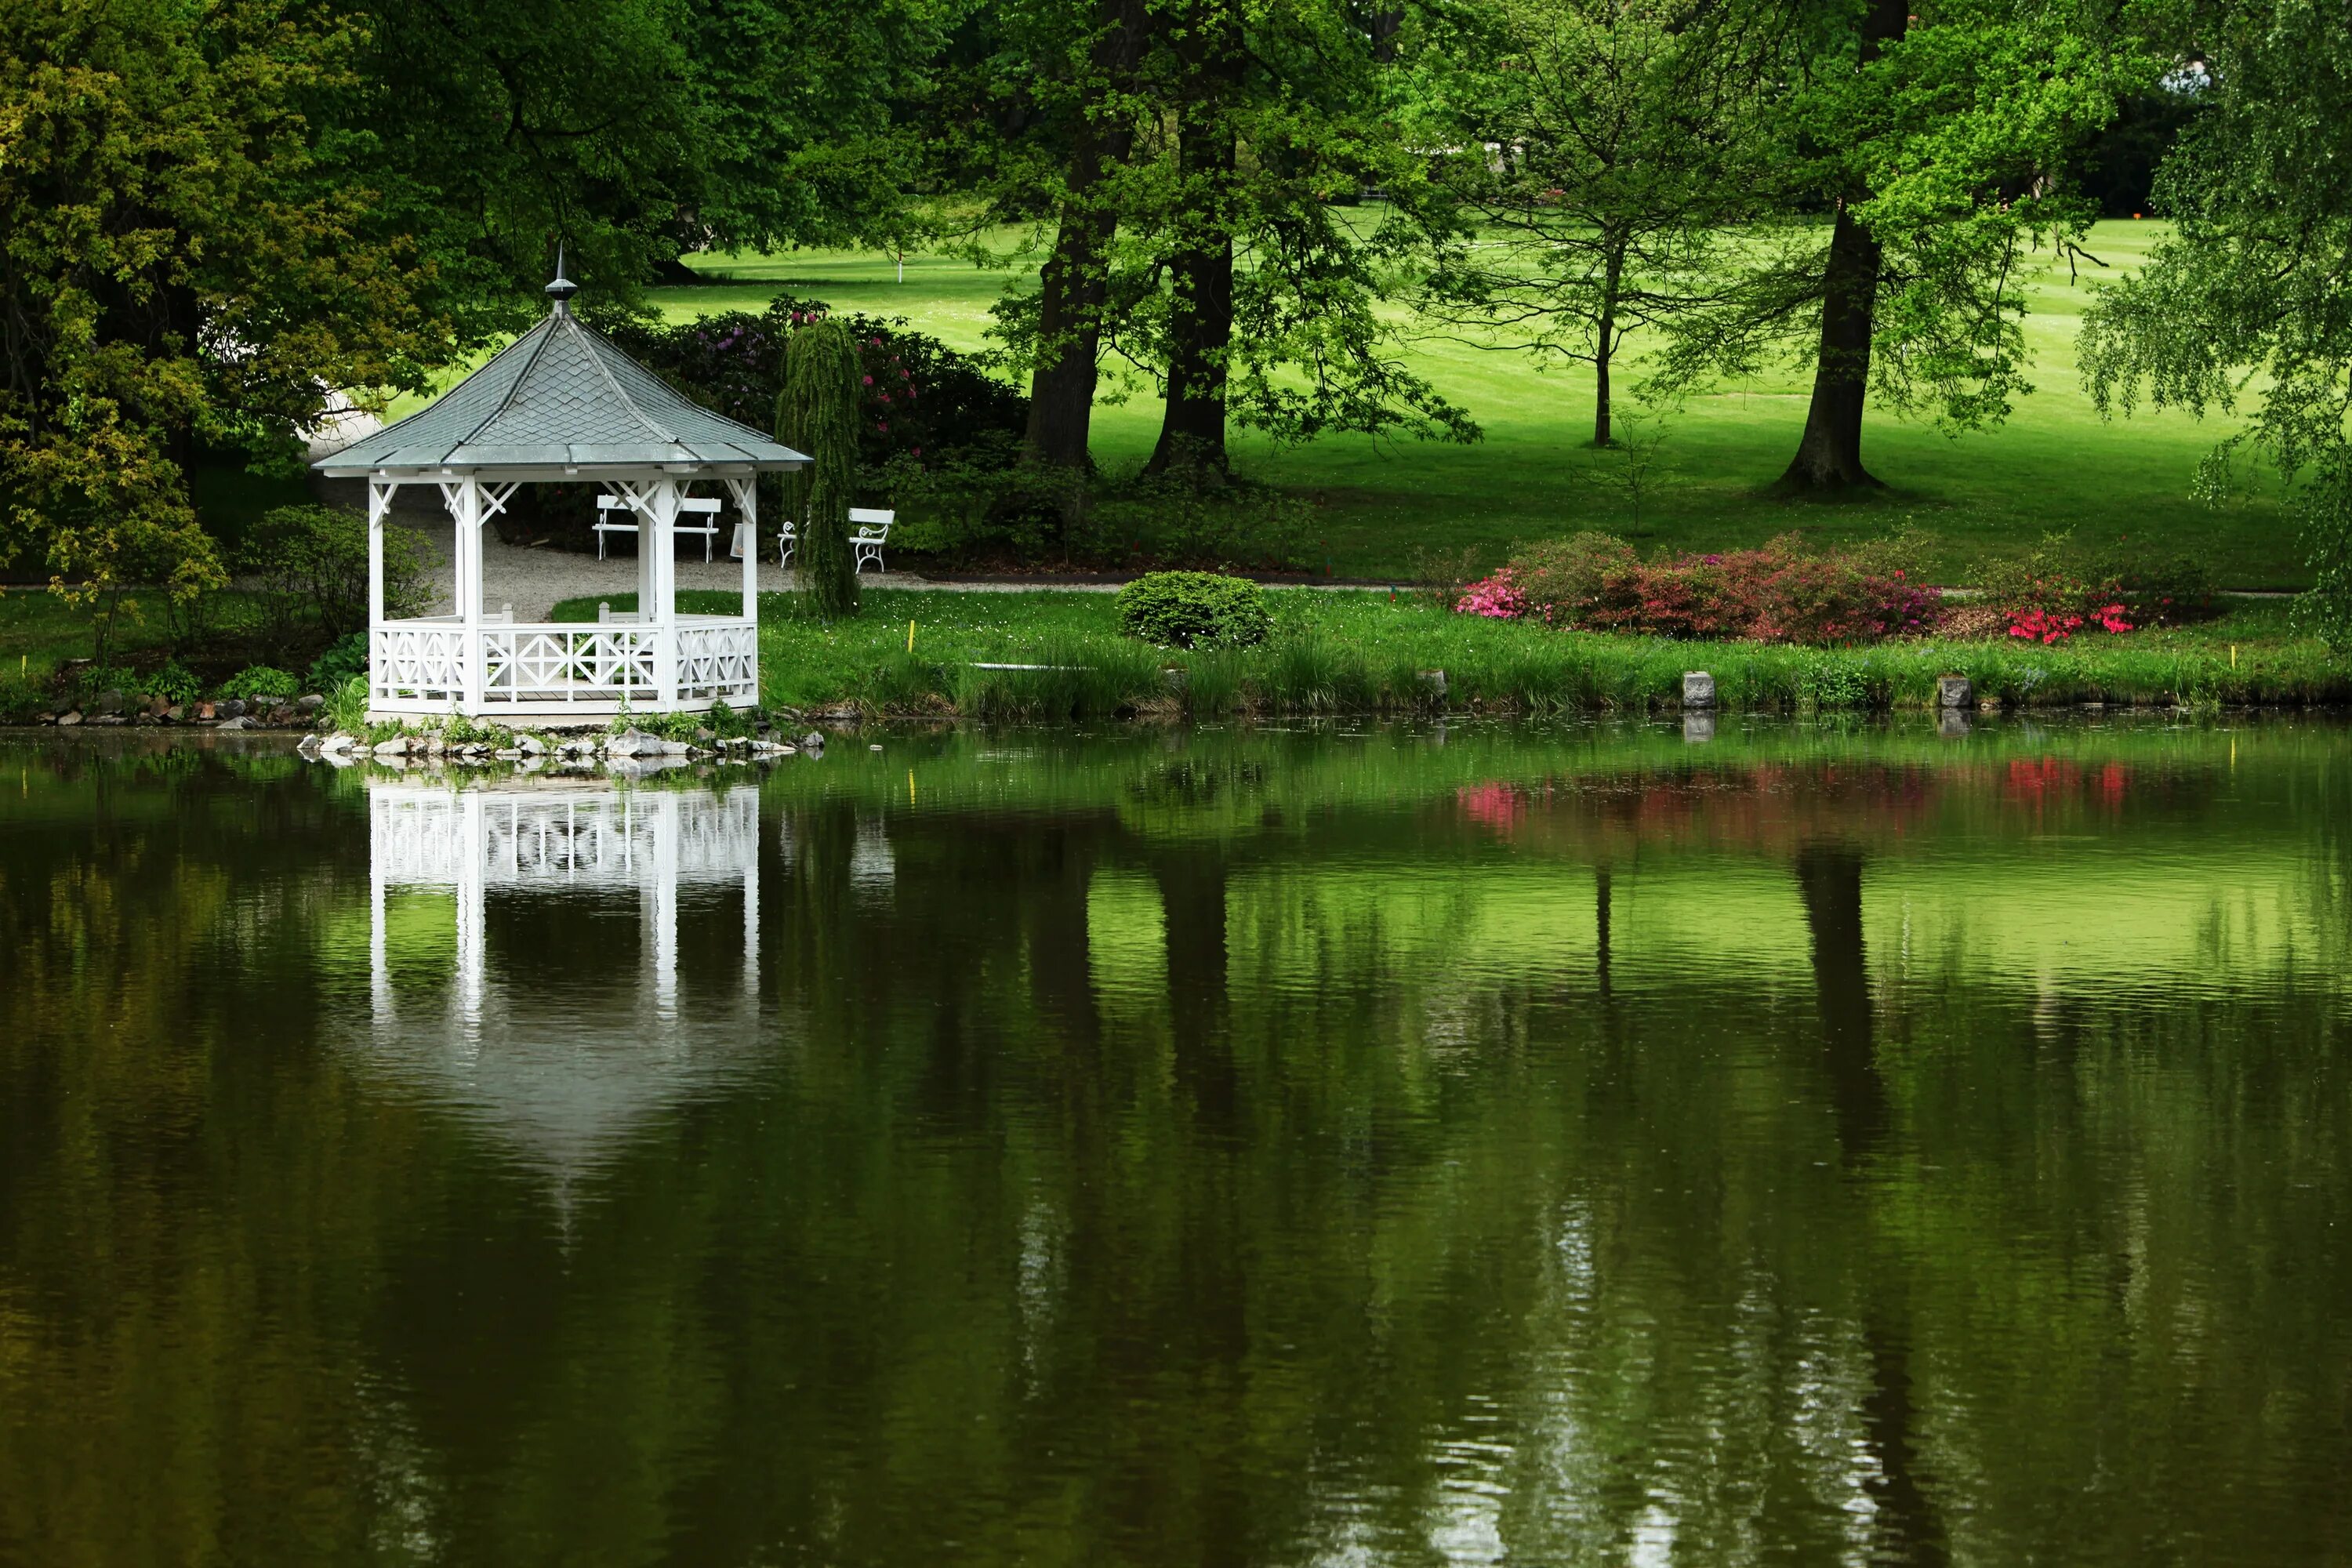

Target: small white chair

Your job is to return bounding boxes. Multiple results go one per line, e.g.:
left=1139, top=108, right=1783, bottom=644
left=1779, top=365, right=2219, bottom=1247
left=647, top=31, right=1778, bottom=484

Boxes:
left=778, top=510, right=895, bottom=572
left=595, top=494, right=722, bottom=561
left=851, top=507, right=895, bottom=574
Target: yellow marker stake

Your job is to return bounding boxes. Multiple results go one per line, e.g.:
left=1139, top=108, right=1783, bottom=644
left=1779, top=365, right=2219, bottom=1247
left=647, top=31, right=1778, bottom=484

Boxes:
left=909, top=769, right=916, bottom=808
left=2230, top=644, right=2238, bottom=669
left=907, top=619, right=916, bottom=653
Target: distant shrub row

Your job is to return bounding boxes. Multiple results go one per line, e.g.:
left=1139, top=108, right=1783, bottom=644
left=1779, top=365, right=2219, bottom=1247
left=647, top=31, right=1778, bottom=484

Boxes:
left=1454, top=532, right=2220, bottom=646
left=1457, top=533, right=1940, bottom=645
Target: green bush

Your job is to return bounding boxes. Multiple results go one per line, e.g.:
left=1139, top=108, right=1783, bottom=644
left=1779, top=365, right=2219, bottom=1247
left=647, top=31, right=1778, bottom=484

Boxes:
left=241, top=504, right=436, bottom=652
left=1116, top=572, right=1274, bottom=650
left=147, top=661, right=201, bottom=706
left=307, top=631, right=368, bottom=691
left=217, top=665, right=299, bottom=702
left=72, top=664, right=140, bottom=705
left=321, top=675, right=369, bottom=732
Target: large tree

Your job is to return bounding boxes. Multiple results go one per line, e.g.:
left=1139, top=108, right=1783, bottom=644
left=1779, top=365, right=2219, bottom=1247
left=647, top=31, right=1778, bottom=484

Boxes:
left=2078, top=1, right=2352, bottom=641
left=1422, top=0, right=1780, bottom=447
left=343, top=0, right=945, bottom=328
left=1131, top=0, right=1479, bottom=481
left=0, top=0, right=460, bottom=646
left=1663, top=0, right=2131, bottom=490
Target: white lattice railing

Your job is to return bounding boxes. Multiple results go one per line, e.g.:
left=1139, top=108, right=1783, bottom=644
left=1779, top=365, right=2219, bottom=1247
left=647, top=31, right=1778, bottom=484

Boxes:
left=480, top=625, right=656, bottom=705
left=370, top=619, right=756, bottom=714
left=675, top=622, right=757, bottom=703
left=372, top=622, right=470, bottom=705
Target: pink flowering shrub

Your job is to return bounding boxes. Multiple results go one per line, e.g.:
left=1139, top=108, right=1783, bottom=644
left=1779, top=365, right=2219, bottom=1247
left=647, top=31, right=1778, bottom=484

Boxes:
left=1461, top=532, right=1941, bottom=645
left=1456, top=572, right=1529, bottom=619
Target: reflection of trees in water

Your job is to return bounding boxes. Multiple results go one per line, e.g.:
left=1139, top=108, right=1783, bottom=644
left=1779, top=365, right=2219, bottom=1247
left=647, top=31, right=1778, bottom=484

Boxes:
left=1796, top=842, right=1945, bottom=1568
left=4, top=742, right=2350, bottom=1565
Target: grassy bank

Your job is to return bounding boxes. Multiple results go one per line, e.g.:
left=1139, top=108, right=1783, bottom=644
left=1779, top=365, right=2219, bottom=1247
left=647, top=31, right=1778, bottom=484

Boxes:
left=550, top=589, right=2350, bottom=719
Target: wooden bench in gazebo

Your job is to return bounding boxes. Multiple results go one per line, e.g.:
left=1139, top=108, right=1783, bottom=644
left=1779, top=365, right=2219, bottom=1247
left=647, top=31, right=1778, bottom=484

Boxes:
left=314, top=264, right=809, bottom=720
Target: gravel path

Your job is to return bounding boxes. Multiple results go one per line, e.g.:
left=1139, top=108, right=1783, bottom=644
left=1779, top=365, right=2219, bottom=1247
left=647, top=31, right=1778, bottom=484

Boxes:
left=394, top=520, right=1290, bottom=619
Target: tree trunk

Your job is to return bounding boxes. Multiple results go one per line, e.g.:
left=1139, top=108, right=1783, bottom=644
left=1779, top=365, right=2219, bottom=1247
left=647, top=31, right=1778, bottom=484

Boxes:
left=1780, top=0, right=1911, bottom=492
left=1145, top=5, right=1243, bottom=482
left=1594, top=238, right=1626, bottom=447
left=1024, top=0, right=1152, bottom=476
left=1780, top=200, right=1887, bottom=489
left=1145, top=220, right=1235, bottom=480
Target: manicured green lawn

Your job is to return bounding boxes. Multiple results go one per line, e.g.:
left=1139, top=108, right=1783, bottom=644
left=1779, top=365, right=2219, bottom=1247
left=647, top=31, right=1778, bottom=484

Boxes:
left=657, top=221, right=2296, bottom=587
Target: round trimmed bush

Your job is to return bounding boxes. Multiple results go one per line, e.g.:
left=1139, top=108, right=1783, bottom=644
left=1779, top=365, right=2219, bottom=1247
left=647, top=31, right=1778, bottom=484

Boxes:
left=1116, top=572, right=1272, bottom=650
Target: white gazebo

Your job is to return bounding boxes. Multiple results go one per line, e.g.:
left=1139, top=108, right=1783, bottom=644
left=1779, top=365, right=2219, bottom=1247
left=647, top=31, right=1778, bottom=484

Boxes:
left=315, top=267, right=809, bottom=721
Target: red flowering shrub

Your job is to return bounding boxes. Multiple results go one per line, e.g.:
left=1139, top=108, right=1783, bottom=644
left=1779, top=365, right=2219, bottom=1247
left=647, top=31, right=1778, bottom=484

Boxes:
left=1467, top=532, right=1940, bottom=644
left=1981, top=538, right=2147, bottom=641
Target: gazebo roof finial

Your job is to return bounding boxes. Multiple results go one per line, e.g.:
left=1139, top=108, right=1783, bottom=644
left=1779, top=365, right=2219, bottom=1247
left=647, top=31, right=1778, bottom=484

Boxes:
left=546, top=245, right=579, bottom=314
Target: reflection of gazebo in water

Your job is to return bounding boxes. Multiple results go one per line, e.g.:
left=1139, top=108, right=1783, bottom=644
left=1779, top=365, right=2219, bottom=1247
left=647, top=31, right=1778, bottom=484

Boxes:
left=364, top=778, right=763, bottom=1182
left=315, top=266, right=808, bottom=720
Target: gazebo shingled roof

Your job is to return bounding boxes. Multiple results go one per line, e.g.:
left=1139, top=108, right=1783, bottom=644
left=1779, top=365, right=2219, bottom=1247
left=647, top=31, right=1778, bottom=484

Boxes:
left=317, top=278, right=807, bottom=476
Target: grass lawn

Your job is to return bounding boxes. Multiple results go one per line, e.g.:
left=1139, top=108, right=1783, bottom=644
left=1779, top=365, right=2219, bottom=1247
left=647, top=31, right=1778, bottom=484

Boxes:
left=549, top=588, right=2346, bottom=719
left=638, top=220, right=2296, bottom=587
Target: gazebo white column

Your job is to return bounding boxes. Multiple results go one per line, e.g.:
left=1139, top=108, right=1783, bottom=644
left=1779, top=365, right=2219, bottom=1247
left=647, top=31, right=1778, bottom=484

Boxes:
left=448, top=478, right=484, bottom=706
left=366, top=477, right=397, bottom=641
left=728, top=477, right=760, bottom=623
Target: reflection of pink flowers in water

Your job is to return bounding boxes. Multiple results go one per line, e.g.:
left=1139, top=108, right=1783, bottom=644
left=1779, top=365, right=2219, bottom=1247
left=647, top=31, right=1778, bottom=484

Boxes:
left=1457, top=782, right=1526, bottom=833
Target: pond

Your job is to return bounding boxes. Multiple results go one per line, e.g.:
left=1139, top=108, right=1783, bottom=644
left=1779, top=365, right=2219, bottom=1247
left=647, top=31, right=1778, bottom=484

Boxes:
left=2, top=719, right=2347, bottom=1566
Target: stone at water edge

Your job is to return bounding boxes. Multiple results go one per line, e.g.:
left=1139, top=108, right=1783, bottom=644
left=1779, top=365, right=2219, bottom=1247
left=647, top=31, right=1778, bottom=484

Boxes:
left=1937, top=674, right=1973, bottom=710
left=220, top=699, right=246, bottom=719
left=516, top=734, right=547, bottom=756
left=372, top=737, right=409, bottom=758
left=1682, top=671, right=1716, bottom=710
left=215, top=717, right=252, bottom=731
left=89, top=689, right=125, bottom=717
left=801, top=731, right=826, bottom=752
left=297, top=694, right=325, bottom=713
left=194, top=702, right=216, bottom=721
left=57, top=712, right=82, bottom=727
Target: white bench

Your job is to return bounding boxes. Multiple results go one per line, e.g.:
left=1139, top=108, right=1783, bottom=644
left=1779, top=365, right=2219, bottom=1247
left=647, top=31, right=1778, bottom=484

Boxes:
left=595, top=494, right=723, bottom=561
left=778, top=508, right=895, bottom=573
left=851, top=507, right=893, bottom=574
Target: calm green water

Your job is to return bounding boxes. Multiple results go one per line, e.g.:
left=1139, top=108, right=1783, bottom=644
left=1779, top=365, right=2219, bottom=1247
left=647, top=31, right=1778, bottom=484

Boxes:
left=2, top=720, right=2349, bottom=1566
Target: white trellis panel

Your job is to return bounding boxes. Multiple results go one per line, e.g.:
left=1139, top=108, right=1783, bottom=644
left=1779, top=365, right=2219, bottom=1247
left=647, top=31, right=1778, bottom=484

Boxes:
left=373, top=623, right=469, bottom=705
left=675, top=622, right=757, bottom=703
